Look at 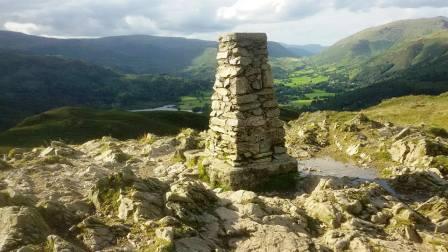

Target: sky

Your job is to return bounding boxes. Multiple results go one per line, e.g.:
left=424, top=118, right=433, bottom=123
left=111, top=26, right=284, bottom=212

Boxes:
left=1, top=0, right=448, bottom=45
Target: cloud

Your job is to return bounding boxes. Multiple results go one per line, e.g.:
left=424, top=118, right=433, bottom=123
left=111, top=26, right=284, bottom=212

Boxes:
left=124, top=15, right=160, bottom=33
left=216, top=0, right=322, bottom=23
left=215, top=0, right=448, bottom=23
left=331, top=0, right=448, bottom=10
left=0, top=0, right=447, bottom=44
left=4, top=22, right=41, bottom=34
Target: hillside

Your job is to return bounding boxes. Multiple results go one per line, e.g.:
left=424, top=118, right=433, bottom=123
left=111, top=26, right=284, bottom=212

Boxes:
left=0, top=51, right=210, bottom=130
left=355, top=31, right=448, bottom=83
left=0, top=107, right=209, bottom=148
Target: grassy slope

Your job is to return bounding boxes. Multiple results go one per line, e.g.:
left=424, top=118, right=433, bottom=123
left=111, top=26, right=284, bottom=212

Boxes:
left=363, top=92, right=448, bottom=130
left=0, top=107, right=209, bottom=147
left=0, top=106, right=299, bottom=150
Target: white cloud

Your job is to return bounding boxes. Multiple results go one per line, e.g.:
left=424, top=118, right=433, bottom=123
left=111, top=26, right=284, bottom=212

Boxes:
left=124, top=15, right=159, bottom=32
left=4, top=21, right=41, bottom=34
left=217, top=0, right=322, bottom=22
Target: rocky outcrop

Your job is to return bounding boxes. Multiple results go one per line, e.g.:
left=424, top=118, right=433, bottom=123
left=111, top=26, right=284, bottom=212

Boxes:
left=89, top=169, right=168, bottom=222
left=287, top=112, right=448, bottom=175
left=389, top=135, right=448, bottom=168
left=0, top=159, right=12, bottom=170
left=75, top=216, right=126, bottom=250
left=46, top=234, right=86, bottom=252
left=0, top=206, right=50, bottom=251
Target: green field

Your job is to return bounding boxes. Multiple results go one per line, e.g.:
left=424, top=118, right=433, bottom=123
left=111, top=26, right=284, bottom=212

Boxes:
left=279, top=68, right=330, bottom=87
left=290, top=99, right=313, bottom=107
left=178, top=91, right=212, bottom=111
left=304, top=89, right=335, bottom=99
left=273, top=61, right=349, bottom=109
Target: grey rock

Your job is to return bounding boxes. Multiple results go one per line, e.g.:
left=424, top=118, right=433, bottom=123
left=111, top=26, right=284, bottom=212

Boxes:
left=174, top=237, right=212, bottom=252
left=76, top=217, right=116, bottom=251
left=46, top=235, right=86, bottom=252
left=0, top=206, right=50, bottom=251
left=0, top=160, right=12, bottom=170
left=435, top=219, right=448, bottom=234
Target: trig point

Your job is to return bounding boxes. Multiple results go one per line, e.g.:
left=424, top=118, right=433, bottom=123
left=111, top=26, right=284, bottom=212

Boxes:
left=205, top=33, right=297, bottom=190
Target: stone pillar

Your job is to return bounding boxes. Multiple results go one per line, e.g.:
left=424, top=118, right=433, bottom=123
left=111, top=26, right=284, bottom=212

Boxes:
left=205, top=33, right=297, bottom=190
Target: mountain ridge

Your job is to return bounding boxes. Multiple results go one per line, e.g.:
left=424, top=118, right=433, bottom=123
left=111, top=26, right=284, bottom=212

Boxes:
left=0, top=30, right=321, bottom=75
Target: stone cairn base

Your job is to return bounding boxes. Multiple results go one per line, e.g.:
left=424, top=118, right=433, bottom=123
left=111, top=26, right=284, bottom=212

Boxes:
left=204, top=33, right=297, bottom=190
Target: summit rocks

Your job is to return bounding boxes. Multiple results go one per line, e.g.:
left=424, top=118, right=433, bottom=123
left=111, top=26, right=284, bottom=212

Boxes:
left=0, top=119, right=446, bottom=250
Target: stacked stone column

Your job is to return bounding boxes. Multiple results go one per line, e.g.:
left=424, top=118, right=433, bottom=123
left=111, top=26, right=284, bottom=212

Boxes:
left=205, top=33, right=297, bottom=190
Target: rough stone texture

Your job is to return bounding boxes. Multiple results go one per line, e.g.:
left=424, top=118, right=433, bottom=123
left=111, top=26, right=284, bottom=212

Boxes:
left=1, top=131, right=447, bottom=251
left=206, top=33, right=297, bottom=190
left=0, top=206, right=50, bottom=251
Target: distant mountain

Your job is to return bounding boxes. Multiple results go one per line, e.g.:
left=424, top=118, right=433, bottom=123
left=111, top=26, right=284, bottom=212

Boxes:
left=0, top=31, right=217, bottom=74
left=281, top=43, right=326, bottom=56
left=315, top=16, right=448, bottom=65
left=0, top=31, right=303, bottom=75
left=310, top=16, right=448, bottom=85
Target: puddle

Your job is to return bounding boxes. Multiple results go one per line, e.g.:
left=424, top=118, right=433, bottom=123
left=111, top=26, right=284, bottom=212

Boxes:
left=298, top=157, right=398, bottom=196
left=129, top=104, right=201, bottom=113
left=130, top=104, right=180, bottom=112
left=298, top=157, right=378, bottom=180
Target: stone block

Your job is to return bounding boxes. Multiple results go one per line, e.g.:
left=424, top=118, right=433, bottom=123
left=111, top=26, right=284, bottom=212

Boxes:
left=238, top=102, right=261, bottom=111
left=251, top=80, right=262, bottom=90
left=229, top=77, right=251, bottom=95
left=232, top=47, right=250, bottom=57
left=216, top=51, right=228, bottom=60
left=263, top=100, right=277, bottom=108
left=236, top=94, right=258, bottom=104
left=246, top=116, right=266, bottom=127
